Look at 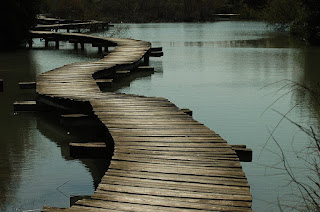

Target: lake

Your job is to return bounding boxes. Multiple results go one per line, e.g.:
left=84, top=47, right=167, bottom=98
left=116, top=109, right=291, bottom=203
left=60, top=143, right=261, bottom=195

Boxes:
left=1, top=21, right=320, bottom=211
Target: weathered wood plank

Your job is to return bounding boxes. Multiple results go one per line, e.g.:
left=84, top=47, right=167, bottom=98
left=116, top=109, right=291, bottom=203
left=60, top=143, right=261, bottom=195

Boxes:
left=96, top=184, right=251, bottom=202
left=33, top=30, right=251, bottom=212
left=92, top=191, right=252, bottom=210
left=108, top=161, right=246, bottom=178
left=106, top=169, right=249, bottom=187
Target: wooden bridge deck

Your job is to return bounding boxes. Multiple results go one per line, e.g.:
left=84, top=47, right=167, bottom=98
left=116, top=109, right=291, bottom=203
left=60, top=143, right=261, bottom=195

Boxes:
left=34, top=16, right=110, bottom=31
left=31, top=31, right=252, bottom=211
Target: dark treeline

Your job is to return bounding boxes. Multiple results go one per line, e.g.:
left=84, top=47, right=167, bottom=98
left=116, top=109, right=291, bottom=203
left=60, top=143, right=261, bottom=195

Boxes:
left=264, top=0, right=320, bottom=45
left=39, top=0, right=267, bottom=22
left=0, top=0, right=318, bottom=48
left=0, top=0, right=39, bottom=49
left=40, top=0, right=319, bottom=44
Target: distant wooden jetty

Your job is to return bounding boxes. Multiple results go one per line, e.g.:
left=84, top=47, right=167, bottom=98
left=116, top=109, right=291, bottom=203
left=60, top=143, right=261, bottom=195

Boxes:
left=213, top=13, right=241, bottom=21
left=33, top=15, right=113, bottom=32
left=26, top=23, right=252, bottom=211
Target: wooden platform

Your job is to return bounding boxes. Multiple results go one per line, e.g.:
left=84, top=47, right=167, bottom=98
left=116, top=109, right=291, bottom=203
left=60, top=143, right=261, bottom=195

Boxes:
left=32, top=30, right=252, bottom=211
left=33, top=16, right=110, bottom=32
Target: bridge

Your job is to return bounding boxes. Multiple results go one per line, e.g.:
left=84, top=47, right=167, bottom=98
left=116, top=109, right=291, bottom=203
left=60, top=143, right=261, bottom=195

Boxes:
left=21, top=19, right=252, bottom=211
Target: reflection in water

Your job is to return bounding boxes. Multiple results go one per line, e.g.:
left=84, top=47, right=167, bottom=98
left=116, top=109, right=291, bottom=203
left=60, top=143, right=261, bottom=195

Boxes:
left=35, top=113, right=109, bottom=189
left=0, top=50, right=34, bottom=209
left=292, top=47, right=320, bottom=127
left=0, top=43, right=104, bottom=211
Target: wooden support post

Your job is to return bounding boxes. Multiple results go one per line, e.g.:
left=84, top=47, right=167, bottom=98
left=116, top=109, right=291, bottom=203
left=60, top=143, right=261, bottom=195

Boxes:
left=60, top=114, right=90, bottom=127
left=150, top=51, right=164, bottom=57
left=96, top=79, right=113, bottom=88
left=104, top=46, right=108, bottom=52
left=137, top=66, right=154, bottom=72
left=150, top=47, right=163, bottom=57
left=67, top=28, right=70, bottom=33
left=74, top=42, right=78, bottom=50
left=144, top=54, right=150, bottom=65
left=150, top=47, right=163, bottom=51
left=80, top=42, right=85, bottom=50
left=115, top=70, right=130, bottom=78
left=55, top=40, right=59, bottom=49
left=231, top=145, right=252, bottom=162
left=98, top=46, right=102, bottom=53
left=70, top=195, right=90, bottom=206
left=0, top=79, right=3, bottom=92
left=13, top=100, right=50, bottom=112
left=28, top=39, right=33, bottom=48
left=13, top=101, right=37, bottom=112
left=45, top=39, right=49, bottom=47
left=181, top=108, right=193, bottom=116
left=19, top=82, right=36, bottom=89
left=69, top=142, right=107, bottom=159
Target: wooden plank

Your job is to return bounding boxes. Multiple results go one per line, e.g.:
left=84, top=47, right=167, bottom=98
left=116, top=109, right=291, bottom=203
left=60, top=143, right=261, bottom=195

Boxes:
left=115, top=145, right=235, bottom=153
left=108, top=161, right=245, bottom=178
left=101, top=175, right=250, bottom=195
left=114, top=141, right=229, bottom=147
left=106, top=169, right=249, bottom=187
left=112, top=136, right=225, bottom=142
left=76, top=199, right=194, bottom=212
left=113, top=152, right=239, bottom=163
left=114, top=149, right=238, bottom=159
left=91, top=191, right=251, bottom=210
left=111, top=157, right=242, bottom=168
left=96, top=184, right=251, bottom=202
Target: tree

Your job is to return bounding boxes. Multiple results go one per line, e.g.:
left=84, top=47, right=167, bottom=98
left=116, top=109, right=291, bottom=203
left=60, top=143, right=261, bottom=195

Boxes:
left=264, top=0, right=320, bottom=45
left=0, top=0, right=39, bottom=49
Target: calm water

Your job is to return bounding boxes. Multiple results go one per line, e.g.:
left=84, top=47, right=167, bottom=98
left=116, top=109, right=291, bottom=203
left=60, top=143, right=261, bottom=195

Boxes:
left=0, top=22, right=320, bottom=211
left=0, top=42, right=107, bottom=211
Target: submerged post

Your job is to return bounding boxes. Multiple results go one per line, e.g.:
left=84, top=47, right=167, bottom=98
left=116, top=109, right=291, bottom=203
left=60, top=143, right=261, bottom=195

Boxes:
left=28, top=39, right=33, bottom=48
left=144, top=53, right=150, bottom=65
left=55, top=40, right=60, bottom=49
left=0, top=79, right=3, bottom=92
left=45, top=39, right=49, bottom=47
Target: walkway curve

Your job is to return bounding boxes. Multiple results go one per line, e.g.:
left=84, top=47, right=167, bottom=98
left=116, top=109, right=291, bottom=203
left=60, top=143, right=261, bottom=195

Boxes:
left=31, top=30, right=253, bottom=211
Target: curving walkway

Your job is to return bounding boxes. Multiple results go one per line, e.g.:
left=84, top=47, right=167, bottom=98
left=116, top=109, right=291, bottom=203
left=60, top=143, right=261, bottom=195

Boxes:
left=32, top=30, right=252, bottom=211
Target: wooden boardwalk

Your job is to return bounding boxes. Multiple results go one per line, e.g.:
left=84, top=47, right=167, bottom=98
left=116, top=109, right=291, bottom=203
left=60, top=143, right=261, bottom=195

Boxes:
left=30, top=30, right=252, bottom=211
left=34, top=15, right=111, bottom=32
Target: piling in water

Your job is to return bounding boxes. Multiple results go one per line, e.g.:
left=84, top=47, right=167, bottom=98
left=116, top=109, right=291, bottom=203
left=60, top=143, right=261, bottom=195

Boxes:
left=0, top=79, right=3, bottom=92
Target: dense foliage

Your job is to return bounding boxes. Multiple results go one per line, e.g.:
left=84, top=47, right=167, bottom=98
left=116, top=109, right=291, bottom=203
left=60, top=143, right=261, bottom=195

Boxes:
left=40, top=0, right=264, bottom=22
left=0, top=0, right=39, bottom=49
left=263, top=0, right=320, bottom=45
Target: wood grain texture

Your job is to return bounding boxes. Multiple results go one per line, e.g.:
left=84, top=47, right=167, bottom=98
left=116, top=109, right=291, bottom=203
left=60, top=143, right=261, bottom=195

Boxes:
left=33, top=31, right=252, bottom=211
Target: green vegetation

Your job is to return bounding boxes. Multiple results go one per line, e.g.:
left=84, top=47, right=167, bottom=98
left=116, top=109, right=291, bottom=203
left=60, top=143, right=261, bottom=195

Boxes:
left=0, top=0, right=39, bottom=49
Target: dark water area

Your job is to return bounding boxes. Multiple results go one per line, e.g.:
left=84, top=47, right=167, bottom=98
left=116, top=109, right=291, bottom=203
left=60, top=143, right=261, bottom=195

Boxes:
left=0, top=42, right=107, bottom=211
left=0, top=22, right=320, bottom=211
